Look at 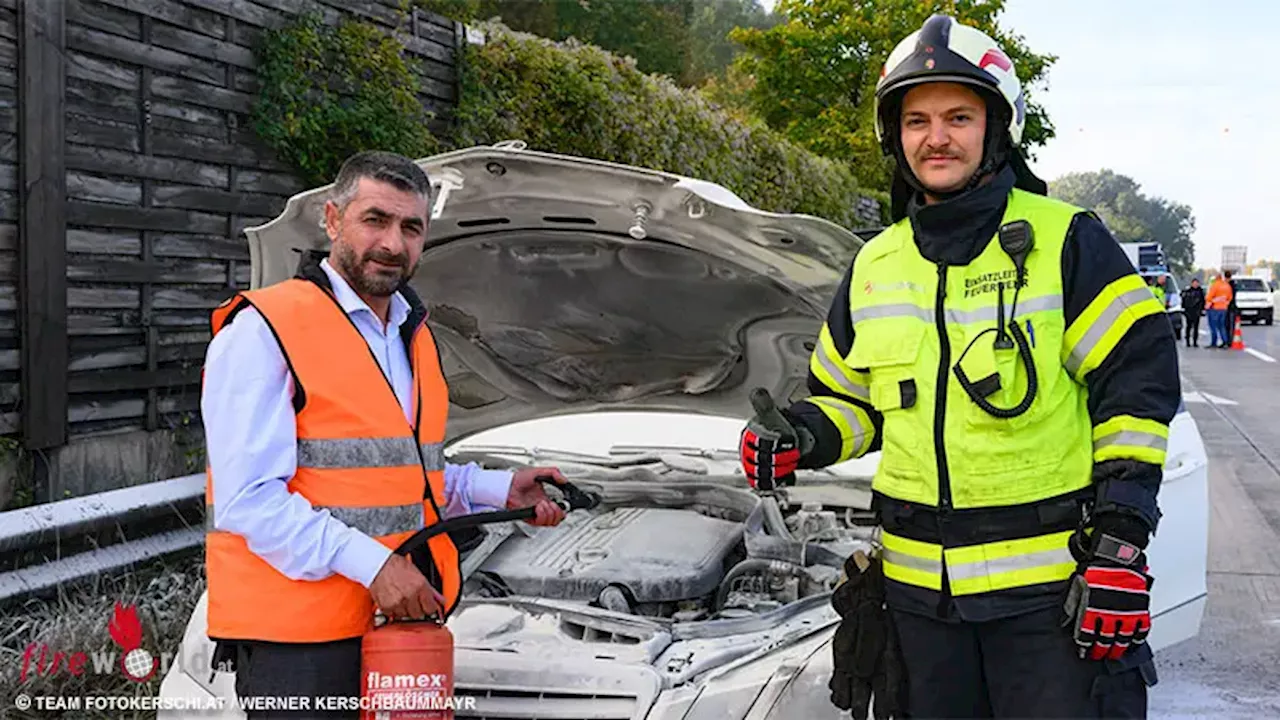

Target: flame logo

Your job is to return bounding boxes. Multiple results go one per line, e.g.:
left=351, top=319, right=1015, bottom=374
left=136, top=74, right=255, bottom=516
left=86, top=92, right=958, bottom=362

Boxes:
left=107, top=602, right=158, bottom=682
left=108, top=602, right=143, bottom=651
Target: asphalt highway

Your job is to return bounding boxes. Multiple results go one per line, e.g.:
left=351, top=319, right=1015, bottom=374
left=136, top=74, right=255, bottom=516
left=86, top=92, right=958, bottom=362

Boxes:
left=1150, top=318, right=1280, bottom=719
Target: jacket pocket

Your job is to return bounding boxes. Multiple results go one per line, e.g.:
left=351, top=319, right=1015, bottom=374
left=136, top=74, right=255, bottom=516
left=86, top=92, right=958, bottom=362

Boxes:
left=956, top=321, right=1042, bottom=432
left=847, top=323, right=927, bottom=414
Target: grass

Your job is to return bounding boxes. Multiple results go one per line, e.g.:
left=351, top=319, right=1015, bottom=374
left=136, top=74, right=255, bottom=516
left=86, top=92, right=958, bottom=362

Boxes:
left=1, top=551, right=207, bottom=719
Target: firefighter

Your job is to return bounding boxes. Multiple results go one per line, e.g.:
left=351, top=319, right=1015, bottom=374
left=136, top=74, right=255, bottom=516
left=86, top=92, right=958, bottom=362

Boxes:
left=739, top=15, right=1178, bottom=718
left=201, top=151, right=568, bottom=717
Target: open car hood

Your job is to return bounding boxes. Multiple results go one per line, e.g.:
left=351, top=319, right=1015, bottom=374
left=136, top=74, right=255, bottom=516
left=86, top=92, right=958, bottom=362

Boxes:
left=243, top=143, right=870, bottom=441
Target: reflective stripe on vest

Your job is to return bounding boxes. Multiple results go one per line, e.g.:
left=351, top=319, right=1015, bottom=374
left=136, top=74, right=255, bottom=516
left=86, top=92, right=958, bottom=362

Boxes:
left=204, top=438, right=447, bottom=535
left=881, top=529, right=1077, bottom=596
left=203, top=278, right=461, bottom=643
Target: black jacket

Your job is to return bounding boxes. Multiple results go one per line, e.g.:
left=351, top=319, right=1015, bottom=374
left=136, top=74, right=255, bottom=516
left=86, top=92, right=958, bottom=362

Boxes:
left=1181, top=286, right=1205, bottom=315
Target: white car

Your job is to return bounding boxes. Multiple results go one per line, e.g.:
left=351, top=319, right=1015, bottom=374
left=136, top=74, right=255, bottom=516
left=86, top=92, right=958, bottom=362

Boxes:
left=158, top=143, right=1209, bottom=719
left=1231, top=276, right=1274, bottom=325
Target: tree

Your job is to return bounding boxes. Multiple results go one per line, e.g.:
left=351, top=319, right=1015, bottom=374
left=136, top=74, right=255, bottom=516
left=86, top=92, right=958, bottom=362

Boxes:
left=686, top=0, right=780, bottom=85
left=1049, top=169, right=1197, bottom=277
left=726, top=0, right=1056, bottom=191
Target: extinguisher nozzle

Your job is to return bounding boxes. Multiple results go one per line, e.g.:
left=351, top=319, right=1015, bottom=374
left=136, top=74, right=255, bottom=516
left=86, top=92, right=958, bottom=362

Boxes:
left=537, top=476, right=601, bottom=511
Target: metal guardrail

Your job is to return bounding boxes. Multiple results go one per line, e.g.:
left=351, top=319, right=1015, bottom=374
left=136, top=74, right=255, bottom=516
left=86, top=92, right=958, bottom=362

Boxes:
left=0, top=473, right=206, bottom=606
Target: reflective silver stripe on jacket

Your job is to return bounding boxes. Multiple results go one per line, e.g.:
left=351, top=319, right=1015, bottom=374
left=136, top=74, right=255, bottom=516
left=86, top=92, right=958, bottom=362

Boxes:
left=1064, top=286, right=1158, bottom=377
left=813, top=345, right=871, bottom=401
left=851, top=295, right=1063, bottom=327
left=206, top=502, right=423, bottom=537
left=1093, top=429, right=1168, bottom=454
left=945, top=295, right=1063, bottom=326
left=880, top=547, right=944, bottom=577
left=944, top=546, right=1075, bottom=582
left=294, top=438, right=445, bottom=470
left=850, top=303, right=933, bottom=325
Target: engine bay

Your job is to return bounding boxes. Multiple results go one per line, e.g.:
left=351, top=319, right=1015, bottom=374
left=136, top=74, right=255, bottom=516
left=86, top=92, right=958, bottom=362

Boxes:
left=460, top=466, right=878, bottom=623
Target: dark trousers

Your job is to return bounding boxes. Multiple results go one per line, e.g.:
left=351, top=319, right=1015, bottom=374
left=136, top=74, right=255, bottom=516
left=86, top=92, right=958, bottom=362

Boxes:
left=891, top=606, right=1155, bottom=719
left=1184, top=311, right=1201, bottom=345
left=231, top=638, right=362, bottom=719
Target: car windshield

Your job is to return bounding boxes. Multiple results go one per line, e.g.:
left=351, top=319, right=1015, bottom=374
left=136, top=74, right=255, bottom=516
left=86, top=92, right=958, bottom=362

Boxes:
left=1235, top=278, right=1268, bottom=292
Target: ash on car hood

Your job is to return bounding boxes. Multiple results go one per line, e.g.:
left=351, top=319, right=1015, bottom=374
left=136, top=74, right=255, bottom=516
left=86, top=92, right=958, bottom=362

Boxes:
left=243, top=144, right=868, bottom=440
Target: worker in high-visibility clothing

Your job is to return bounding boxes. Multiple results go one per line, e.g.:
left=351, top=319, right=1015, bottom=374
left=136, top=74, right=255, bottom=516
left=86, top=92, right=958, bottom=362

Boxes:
left=1151, top=276, right=1167, bottom=306
left=201, top=150, right=569, bottom=716
left=1206, top=273, right=1234, bottom=347
left=739, top=14, right=1179, bottom=719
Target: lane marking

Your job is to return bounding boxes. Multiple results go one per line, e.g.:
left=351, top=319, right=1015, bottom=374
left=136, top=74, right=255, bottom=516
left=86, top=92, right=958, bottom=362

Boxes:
left=1245, top=348, right=1277, bottom=363
left=1182, top=391, right=1239, bottom=406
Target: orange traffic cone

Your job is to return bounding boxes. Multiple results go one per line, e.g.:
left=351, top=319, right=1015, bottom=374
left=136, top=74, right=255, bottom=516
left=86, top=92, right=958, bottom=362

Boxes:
left=1231, top=316, right=1245, bottom=350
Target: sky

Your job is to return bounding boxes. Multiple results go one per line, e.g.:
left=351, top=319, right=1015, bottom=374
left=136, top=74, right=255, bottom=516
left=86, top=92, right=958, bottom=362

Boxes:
left=758, top=0, right=1279, bottom=269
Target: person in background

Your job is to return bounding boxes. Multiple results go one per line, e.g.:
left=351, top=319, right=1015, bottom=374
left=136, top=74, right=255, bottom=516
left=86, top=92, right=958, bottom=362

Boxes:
left=1206, top=274, right=1233, bottom=348
left=1149, top=276, right=1166, bottom=306
left=1224, top=270, right=1239, bottom=338
left=1180, top=278, right=1205, bottom=347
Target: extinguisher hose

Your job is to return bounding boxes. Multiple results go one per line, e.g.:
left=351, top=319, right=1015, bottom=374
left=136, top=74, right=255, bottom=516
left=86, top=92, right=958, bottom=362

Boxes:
left=392, top=476, right=600, bottom=558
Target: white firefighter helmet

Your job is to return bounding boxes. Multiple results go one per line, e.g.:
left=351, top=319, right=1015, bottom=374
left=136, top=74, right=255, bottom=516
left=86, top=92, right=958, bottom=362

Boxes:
left=873, top=14, right=1026, bottom=154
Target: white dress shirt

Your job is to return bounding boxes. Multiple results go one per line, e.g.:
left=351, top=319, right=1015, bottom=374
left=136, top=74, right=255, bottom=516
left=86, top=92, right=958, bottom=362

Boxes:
left=201, top=258, right=513, bottom=589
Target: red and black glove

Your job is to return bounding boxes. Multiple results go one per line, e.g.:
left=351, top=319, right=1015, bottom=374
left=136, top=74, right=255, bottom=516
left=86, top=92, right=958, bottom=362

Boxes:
left=739, top=388, right=809, bottom=492
left=1063, top=514, right=1155, bottom=661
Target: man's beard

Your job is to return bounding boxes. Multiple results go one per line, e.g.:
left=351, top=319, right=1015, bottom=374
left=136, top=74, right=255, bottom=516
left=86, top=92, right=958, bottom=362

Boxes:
left=333, top=238, right=414, bottom=297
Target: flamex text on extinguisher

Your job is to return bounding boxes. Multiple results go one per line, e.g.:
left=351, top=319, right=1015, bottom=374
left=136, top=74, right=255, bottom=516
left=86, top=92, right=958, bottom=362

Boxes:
left=203, top=271, right=463, bottom=643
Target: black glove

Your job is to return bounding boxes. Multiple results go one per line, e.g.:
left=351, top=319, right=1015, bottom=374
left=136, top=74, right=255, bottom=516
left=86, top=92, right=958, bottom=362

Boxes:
left=828, top=549, right=905, bottom=719
left=739, top=387, right=814, bottom=492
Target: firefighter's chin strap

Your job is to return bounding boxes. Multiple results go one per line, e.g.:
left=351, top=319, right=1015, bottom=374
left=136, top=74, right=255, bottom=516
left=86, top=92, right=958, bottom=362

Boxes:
left=952, top=220, right=1039, bottom=419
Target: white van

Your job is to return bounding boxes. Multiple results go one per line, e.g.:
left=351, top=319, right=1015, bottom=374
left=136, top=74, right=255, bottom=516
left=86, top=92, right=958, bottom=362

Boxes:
left=1232, top=276, right=1274, bottom=325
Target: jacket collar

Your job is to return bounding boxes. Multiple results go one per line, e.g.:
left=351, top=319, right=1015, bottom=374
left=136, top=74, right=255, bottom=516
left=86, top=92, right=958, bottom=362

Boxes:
left=905, top=164, right=1017, bottom=267
left=294, top=249, right=431, bottom=350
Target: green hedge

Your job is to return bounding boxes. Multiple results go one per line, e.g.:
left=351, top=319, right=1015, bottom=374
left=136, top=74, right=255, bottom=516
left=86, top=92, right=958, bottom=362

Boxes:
left=453, top=24, right=886, bottom=228
left=250, top=17, right=886, bottom=228
left=250, top=12, right=440, bottom=188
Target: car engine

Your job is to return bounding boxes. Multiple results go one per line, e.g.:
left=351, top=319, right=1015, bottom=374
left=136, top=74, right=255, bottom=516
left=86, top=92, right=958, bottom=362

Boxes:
left=462, top=471, right=877, bottom=622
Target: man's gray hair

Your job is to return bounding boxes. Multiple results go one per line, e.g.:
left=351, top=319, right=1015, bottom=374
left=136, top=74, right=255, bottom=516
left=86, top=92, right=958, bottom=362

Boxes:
left=328, top=150, right=433, bottom=211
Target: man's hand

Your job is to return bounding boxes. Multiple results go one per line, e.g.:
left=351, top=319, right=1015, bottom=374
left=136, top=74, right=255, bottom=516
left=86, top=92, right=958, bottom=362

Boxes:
left=740, top=388, right=811, bottom=492
left=1063, top=565, right=1153, bottom=661
left=1064, top=514, right=1154, bottom=661
left=507, top=467, right=568, bottom=527
left=369, top=553, right=445, bottom=622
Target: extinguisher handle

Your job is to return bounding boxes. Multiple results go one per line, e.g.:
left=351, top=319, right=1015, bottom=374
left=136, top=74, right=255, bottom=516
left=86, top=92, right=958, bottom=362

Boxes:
left=391, top=479, right=600, bottom=557
left=535, top=475, right=600, bottom=512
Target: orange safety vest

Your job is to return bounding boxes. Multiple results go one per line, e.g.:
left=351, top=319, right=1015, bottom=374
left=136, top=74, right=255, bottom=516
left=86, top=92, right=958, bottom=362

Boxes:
left=1206, top=280, right=1232, bottom=310
left=203, top=275, right=461, bottom=643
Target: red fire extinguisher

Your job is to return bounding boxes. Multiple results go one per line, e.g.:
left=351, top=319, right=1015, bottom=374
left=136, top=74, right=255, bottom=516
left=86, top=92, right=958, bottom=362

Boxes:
left=359, top=477, right=598, bottom=719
